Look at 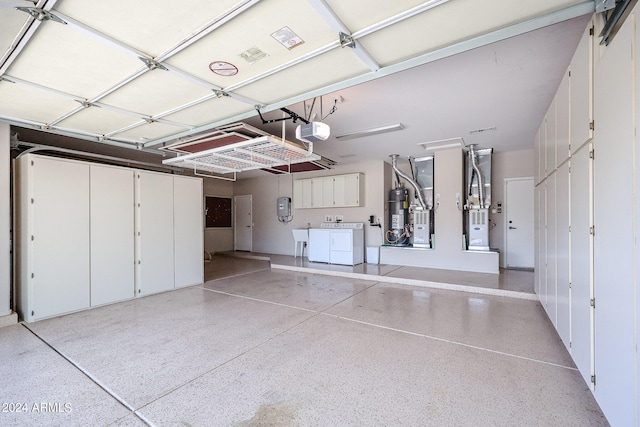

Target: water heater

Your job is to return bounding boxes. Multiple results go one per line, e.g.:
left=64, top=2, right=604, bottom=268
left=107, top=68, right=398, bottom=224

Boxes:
left=387, top=187, right=409, bottom=245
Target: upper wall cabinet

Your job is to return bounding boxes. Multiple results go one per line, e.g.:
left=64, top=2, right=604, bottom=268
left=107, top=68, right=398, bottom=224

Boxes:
left=556, top=70, right=571, bottom=167
left=293, top=173, right=364, bottom=209
left=570, top=19, right=594, bottom=151
left=545, top=98, right=557, bottom=176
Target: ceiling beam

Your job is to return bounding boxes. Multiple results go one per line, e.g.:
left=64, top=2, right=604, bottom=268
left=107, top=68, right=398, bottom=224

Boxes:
left=306, top=0, right=380, bottom=71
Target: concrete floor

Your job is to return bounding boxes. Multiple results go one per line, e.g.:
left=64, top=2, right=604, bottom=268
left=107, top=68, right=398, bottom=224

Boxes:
left=0, top=255, right=608, bottom=426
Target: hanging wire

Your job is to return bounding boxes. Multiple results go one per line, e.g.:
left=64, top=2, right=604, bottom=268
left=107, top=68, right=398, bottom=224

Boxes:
left=302, top=96, right=339, bottom=122
left=321, top=98, right=338, bottom=120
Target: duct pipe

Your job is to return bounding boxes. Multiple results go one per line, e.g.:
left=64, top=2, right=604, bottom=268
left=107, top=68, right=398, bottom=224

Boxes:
left=469, top=144, right=485, bottom=208
left=389, top=154, right=426, bottom=209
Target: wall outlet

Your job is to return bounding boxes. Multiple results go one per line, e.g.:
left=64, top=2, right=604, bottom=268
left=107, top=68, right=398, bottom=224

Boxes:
left=336, top=215, right=344, bottom=222
left=325, top=215, right=334, bottom=222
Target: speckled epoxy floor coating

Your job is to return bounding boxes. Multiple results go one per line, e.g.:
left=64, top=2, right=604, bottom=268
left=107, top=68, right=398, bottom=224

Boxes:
left=1, top=257, right=608, bottom=426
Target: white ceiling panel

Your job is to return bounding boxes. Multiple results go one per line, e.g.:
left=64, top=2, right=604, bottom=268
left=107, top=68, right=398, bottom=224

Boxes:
left=5, top=19, right=143, bottom=99
left=166, top=0, right=337, bottom=90
left=114, top=121, right=185, bottom=141
left=54, top=0, right=242, bottom=57
left=98, top=69, right=212, bottom=117
left=0, top=8, right=29, bottom=60
left=55, top=105, right=141, bottom=136
left=162, top=96, right=253, bottom=127
left=0, top=80, right=80, bottom=124
left=359, top=0, right=586, bottom=66
left=233, top=47, right=369, bottom=105
left=1, top=0, right=596, bottom=164
left=324, top=0, right=436, bottom=32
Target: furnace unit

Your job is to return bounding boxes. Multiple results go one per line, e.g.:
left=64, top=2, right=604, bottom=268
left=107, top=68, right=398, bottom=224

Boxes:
left=465, top=145, right=492, bottom=251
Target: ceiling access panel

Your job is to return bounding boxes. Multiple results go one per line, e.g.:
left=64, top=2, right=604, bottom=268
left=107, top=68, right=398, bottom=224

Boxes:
left=53, top=0, right=242, bottom=57
left=161, top=95, right=253, bottom=128
left=232, top=47, right=369, bottom=105
left=97, top=69, right=212, bottom=117
left=4, top=19, right=143, bottom=100
left=0, top=81, right=80, bottom=124
left=54, top=104, right=146, bottom=136
left=357, top=0, right=588, bottom=67
left=165, top=0, right=338, bottom=89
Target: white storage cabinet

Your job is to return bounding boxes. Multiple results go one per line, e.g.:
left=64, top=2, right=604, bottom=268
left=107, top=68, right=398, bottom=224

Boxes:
left=16, top=154, right=204, bottom=322
left=293, top=173, right=363, bottom=208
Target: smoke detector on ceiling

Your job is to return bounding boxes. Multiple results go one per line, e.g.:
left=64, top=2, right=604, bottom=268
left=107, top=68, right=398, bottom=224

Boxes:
left=296, top=122, right=330, bottom=143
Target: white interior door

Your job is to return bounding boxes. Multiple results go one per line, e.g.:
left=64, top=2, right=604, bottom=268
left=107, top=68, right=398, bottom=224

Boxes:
left=234, top=195, right=252, bottom=252
left=505, top=177, right=534, bottom=268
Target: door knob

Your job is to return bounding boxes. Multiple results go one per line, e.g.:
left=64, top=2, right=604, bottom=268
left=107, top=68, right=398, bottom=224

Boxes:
left=509, top=226, right=517, bottom=230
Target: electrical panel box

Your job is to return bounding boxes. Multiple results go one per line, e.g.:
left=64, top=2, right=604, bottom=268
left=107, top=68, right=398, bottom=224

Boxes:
left=277, top=197, right=291, bottom=217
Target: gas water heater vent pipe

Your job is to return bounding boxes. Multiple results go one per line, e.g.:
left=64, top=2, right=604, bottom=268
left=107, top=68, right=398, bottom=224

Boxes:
left=390, top=154, right=427, bottom=210
left=469, top=144, right=485, bottom=209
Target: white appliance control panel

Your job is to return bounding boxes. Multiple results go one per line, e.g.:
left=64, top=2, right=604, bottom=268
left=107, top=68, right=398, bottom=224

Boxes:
left=319, top=222, right=363, bottom=229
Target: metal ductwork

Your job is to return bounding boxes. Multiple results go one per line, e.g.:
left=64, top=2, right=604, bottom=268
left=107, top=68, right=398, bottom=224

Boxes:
left=390, top=154, right=427, bottom=210
left=468, top=144, right=485, bottom=209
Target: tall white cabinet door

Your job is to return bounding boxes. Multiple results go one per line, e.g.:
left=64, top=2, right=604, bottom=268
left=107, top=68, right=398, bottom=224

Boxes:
left=174, top=176, right=203, bottom=288
left=570, top=143, right=592, bottom=388
left=570, top=20, right=594, bottom=150
left=136, top=171, right=175, bottom=296
left=538, top=183, right=548, bottom=304
left=555, top=162, right=570, bottom=350
left=592, top=17, right=635, bottom=426
left=544, top=175, right=557, bottom=324
left=30, top=157, right=90, bottom=320
left=545, top=101, right=556, bottom=176
left=533, top=186, right=541, bottom=296
left=90, top=165, right=134, bottom=306
left=555, top=71, right=570, bottom=167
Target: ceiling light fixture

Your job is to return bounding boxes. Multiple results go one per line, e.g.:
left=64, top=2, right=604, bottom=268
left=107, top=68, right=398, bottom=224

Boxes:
left=418, top=137, right=464, bottom=152
left=335, top=123, right=404, bottom=140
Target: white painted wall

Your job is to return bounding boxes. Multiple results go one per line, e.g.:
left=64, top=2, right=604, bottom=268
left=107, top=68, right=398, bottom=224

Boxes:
left=491, top=149, right=535, bottom=267
left=233, top=160, right=387, bottom=256
left=220, top=147, right=523, bottom=272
